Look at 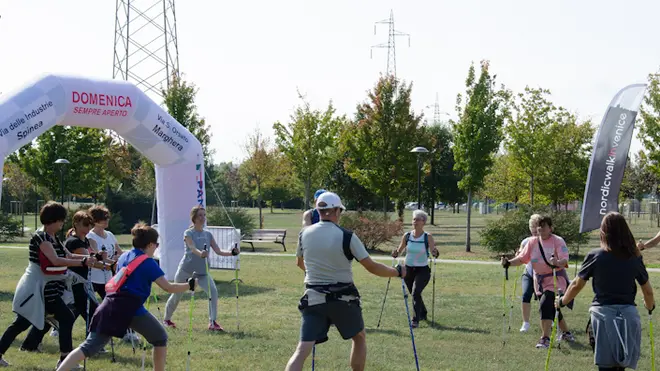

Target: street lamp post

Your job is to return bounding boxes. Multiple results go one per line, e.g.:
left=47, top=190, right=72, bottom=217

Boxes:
left=410, top=147, right=429, bottom=210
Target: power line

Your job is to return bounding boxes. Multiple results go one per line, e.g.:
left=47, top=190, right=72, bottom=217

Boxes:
left=370, top=10, right=410, bottom=78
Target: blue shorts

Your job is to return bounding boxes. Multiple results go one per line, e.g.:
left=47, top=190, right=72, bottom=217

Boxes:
left=521, top=273, right=534, bottom=303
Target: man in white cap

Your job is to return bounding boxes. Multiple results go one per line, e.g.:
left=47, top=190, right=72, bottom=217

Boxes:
left=286, top=192, right=406, bottom=371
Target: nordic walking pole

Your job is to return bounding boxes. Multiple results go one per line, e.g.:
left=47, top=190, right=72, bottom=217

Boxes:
left=431, top=256, right=437, bottom=327
left=186, top=273, right=197, bottom=371
left=545, top=263, right=560, bottom=371
left=508, top=265, right=521, bottom=332
left=84, top=253, right=93, bottom=371
left=400, top=261, right=420, bottom=371
left=203, top=245, right=213, bottom=327
left=104, top=249, right=117, bottom=363
left=650, top=309, right=656, bottom=371
left=376, top=258, right=396, bottom=328
left=141, top=295, right=152, bottom=371
left=501, top=261, right=509, bottom=347
left=311, top=344, right=316, bottom=371
left=232, top=243, right=241, bottom=332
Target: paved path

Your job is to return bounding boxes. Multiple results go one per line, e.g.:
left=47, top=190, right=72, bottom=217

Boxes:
left=2, top=245, right=659, bottom=272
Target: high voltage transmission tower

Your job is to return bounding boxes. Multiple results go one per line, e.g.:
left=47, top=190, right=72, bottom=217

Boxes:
left=370, top=10, right=410, bottom=78
left=425, top=93, right=452, bottom=127
left=113, top=0, right=180, bottom=99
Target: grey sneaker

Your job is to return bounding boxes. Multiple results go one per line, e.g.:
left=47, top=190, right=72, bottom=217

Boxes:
left=0, top=358, right=9, bottom=367
left=558, top=331, right=575, bottom=342
left=535, top=337, right=550, bottom=349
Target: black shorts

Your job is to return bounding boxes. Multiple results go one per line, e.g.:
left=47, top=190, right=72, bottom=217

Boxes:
left=539, top=291, right=563, bottom=322
left=300, top=301, right=363, bottom=344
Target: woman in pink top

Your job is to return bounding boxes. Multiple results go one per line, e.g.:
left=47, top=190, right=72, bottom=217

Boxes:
left=502, top=216, right=575, bottom=348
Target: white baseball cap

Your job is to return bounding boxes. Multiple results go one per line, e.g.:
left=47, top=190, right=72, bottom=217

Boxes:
left=316, top=192, right=346, bottom=210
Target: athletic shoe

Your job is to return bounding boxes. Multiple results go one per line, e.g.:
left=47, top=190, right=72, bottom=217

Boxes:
left=0, top=358, right=9, bottom=367
left=519, top=322, right=531, bottom=332
left=535, top=337, right=550, bottom=349
left=50, top=329, right=59, bottom=337
left=123, top=331, right=140, bottom=343
left=208, top=321, right=225, bottom=331
left=98, top=347, right=108, bottom=354
left=411, top=320, right=419, bottom=328
left=56, top=360, right=83, bottom=370
left=558, top=331, right=575, bottom=342
left=20, top=343, right=43, bottom=353
left=163, top=320, right=177, bottom=329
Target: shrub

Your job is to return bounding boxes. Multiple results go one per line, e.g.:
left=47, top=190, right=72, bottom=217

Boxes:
left=0, top=213, right=22, bottom=241
left=206, top=206, right=256, bottom=236
left=480, top=205, right=589, bottom=256
left=339, top=211, right=403, bottom=251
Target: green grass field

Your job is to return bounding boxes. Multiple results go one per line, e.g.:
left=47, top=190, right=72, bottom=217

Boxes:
left=0, top=248, right=658, bottom=370
left=4, top=207, right=660, bottom=266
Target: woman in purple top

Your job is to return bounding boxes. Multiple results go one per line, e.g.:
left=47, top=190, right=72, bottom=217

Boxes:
left=57, top=223, right=197, bottom=371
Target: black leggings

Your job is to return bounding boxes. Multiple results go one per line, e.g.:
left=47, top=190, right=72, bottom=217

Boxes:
left=21, top=284, right=98, bottom=351
left=599, top=368, right=625, bottom=371
left=93, top=283, right=107, bottom=299
left=403, top=265, right=431, bottom=321
left=0, top=297, right=74, bottom=355
left=539, top=291, right=564, bottom=322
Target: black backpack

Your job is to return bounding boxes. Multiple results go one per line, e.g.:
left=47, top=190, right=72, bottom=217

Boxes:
left=404, top=232, right=430, bottom=257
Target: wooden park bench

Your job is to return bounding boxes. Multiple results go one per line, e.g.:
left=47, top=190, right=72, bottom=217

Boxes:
left=241, top=229, right=287, bottom=252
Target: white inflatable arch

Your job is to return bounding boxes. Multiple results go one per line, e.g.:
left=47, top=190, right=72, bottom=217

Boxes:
left=0, top=75, right=205, bottom=280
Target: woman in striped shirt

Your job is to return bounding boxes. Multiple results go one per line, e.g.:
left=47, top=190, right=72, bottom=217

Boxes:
left=0, top=202, right=95, bottom=369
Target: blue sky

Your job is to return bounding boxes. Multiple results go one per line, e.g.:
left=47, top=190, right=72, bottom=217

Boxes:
left=1, top=0, right=659, bottom=164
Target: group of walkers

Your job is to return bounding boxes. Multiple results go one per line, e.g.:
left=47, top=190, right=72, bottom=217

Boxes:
left=289, top=188, right=656, bottom=371
left=0, top=187, right=656, bottom=370
left=501, top=212, right=656, bottom=371
left=0, top=202, right=239, bottom=370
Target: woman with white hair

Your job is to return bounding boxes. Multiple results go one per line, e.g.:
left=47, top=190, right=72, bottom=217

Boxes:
left=392, top=209, right=439, bottom=328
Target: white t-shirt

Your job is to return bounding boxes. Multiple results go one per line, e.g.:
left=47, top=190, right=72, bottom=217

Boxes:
left=87, top=230, right=119, bottom=284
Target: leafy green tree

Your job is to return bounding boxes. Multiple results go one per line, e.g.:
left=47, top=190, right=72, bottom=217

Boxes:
left=620, top=151, right=656, bottom=216
left=242, top=128, right=276, bottom=228
left=3, top=162, right=33, bottom=235
left=639, top=72, right=660, bottom=179
left=505, top=87, right=557, bottom=205
left=262, top=152, right=301, bottom=212
left=162, top=74, right=213, bottom=160
left=12, top=126, right=112, bottom=200
left=538, top=112, right=594, bottom=208
left=344, top=75, right=423, bottom=218
left=482, top=153, right=526, bottom=208
left=452, top=60, right=510, bottom=252
left=417, top=124, right=459, bottom=223
left=273, top=96, right=343, bottom=209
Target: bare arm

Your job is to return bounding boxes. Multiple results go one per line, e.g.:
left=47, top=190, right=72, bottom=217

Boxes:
left=210, top=237, right=235, bottom=257
left=558, top=276, right=587, bottom=306
left=296, top=257, right=306, bottom=272
left=428, top=234, right=439, bottom=257
left=302, top=210, right=312, bottom=227
left=393, top=235, right=407, bottom=257
left=154, top=276, right=192, bottom=294
left=185, top=236, right=205, bottom=257
left=114, top=243, right=124, bottom=256
left=640, top=231, right=660, bottom=250
left=39, top=241, right=94, bottom=267
left=359, top=257, right=400, bottom=278
left=641, top=281, right=656, bottom=312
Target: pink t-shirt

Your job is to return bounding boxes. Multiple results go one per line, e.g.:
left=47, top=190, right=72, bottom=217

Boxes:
left=516, top=234, right=569, bottom=293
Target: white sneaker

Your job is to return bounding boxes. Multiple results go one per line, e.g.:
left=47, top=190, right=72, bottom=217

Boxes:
left=50, top=329, right=59, bottom=337
left=56, top=359, right=83, bottom=370
left=0, top=358, right=9, bottom=367
left=519, top=322, right=530, bottom=332
left=123, top=331, right=140, bottom=343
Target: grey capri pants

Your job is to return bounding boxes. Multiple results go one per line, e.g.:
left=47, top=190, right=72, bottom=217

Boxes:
left=80, top=312, right=167, bottom=357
